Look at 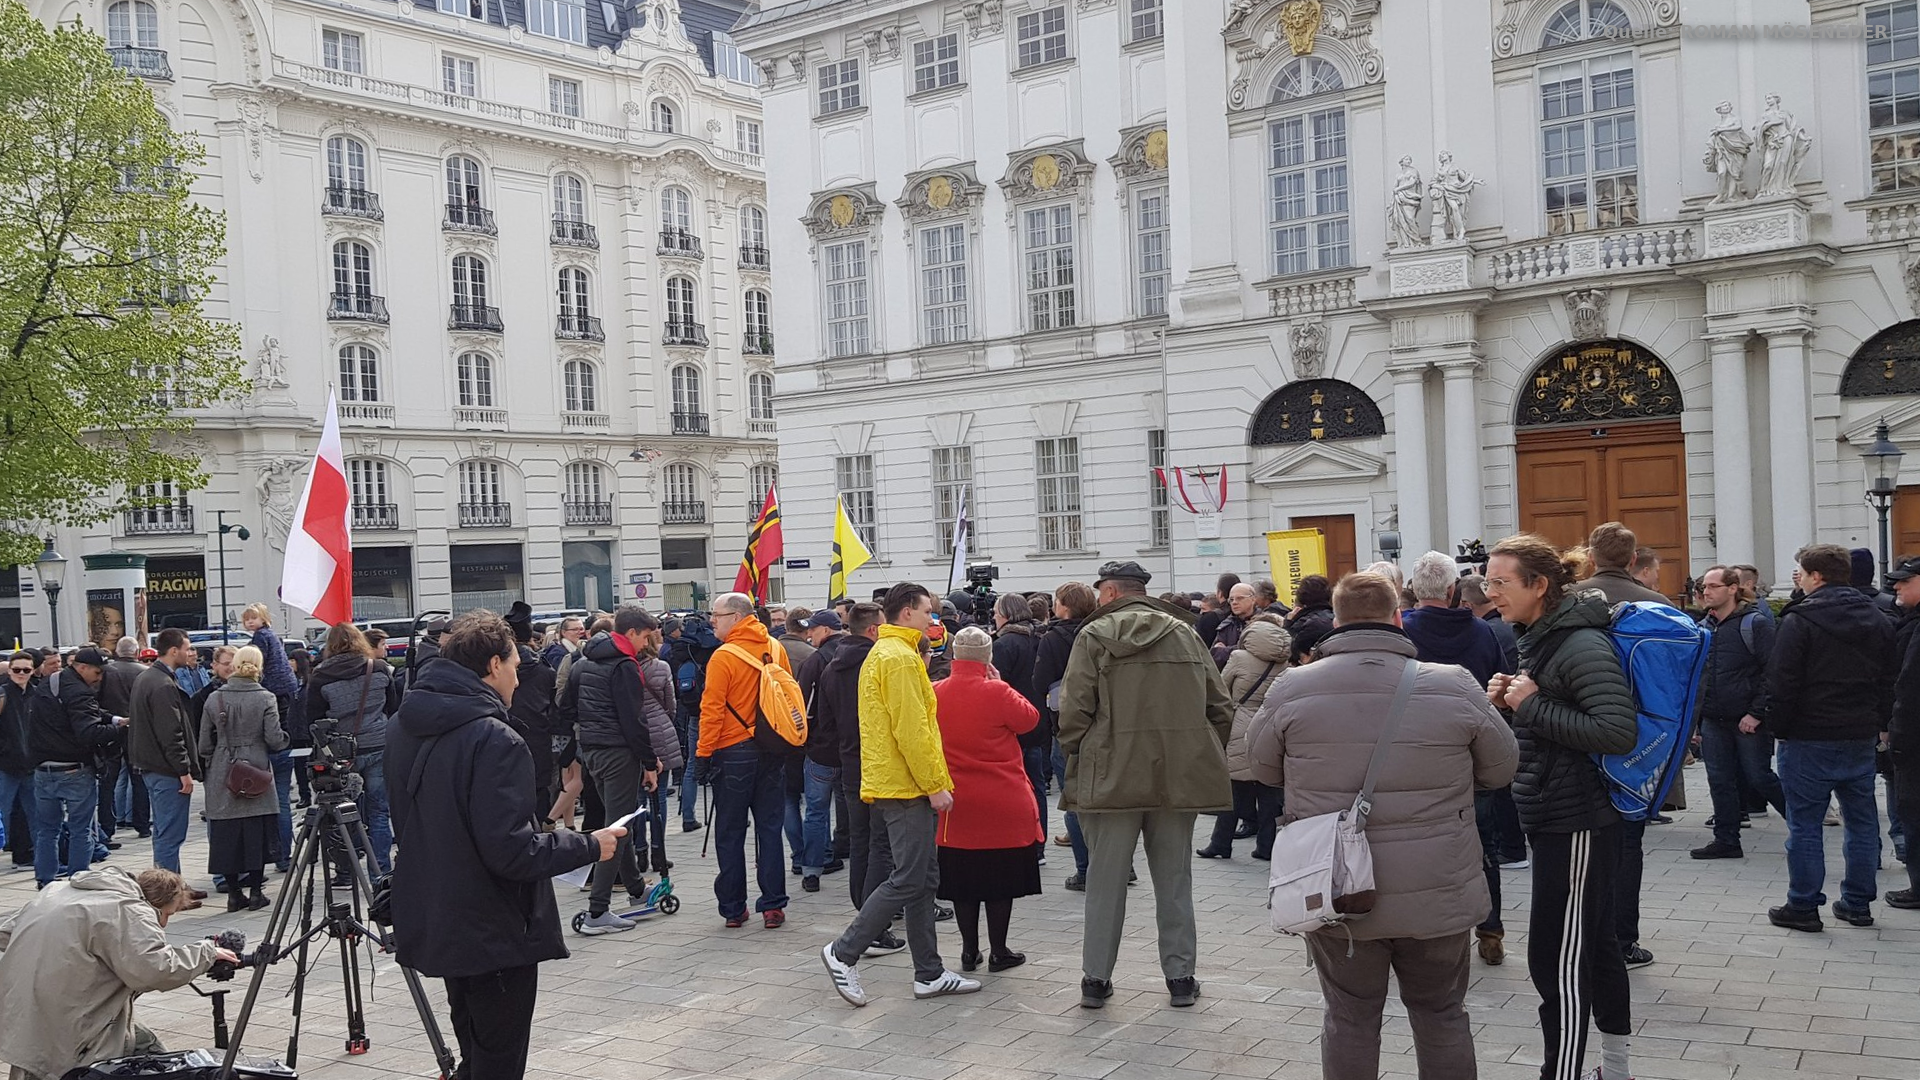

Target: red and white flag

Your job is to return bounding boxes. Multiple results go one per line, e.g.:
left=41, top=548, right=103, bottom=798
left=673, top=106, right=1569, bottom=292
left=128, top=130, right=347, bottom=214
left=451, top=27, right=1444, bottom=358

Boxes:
left=280, top=392, right=354, bottom=626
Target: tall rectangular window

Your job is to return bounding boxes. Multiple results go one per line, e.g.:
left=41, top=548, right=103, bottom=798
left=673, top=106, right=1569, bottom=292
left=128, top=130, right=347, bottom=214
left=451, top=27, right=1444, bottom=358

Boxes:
left=920, top=223, right=969, bottom=344
left=1539, top=52, right=1637, bottom=234
left=817, top=59, right=862, bottom=116
left=459, top=460, right=503, bottom=504
left=736, top=118, right=762, bottom=155
left=349, top=459, right=390, bottom=508
left=1016, top=6, right=1070, bottom=69
left=1134, top=185, right=1169, bottom=317
left=548, top=76, right=582, bottom=118
left=1035, top=437, right=1083, bottom=553
left=1147, top=429, right=1169, bottom=548
left=1130, top=0, right=1164, bottom=43
left=835, top=454, right=877, bottom=549
left=823, top=239, right=870, bottom=357
left=529, top=0, right=588, bottom=45
left=322, top=29, right=364, bottom=74
left=1269, top=107, right=1350, bottom=275
left=1870, top=3, right=1920, bottom=192
left=913, top=33, right=962, bottom=93
left=1023, top=204, right=1076, bottom=331
left=932, top=446, right=973, bottom=554
left=442, top=54, right=478, bottom=98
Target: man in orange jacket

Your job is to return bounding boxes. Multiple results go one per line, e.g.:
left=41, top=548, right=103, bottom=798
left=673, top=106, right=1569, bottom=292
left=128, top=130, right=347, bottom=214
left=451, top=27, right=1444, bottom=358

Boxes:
left=696, top=592, right=792, bottom=928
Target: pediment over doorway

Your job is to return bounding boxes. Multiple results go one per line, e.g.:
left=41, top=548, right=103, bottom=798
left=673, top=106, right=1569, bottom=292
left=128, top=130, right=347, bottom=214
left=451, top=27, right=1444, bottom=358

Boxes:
left=1250, top=440, right=1386, bottom=487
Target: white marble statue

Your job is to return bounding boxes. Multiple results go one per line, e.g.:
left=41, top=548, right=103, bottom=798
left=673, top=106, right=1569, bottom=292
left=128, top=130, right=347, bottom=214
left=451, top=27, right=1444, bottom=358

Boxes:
left=1388, top=155, right=1425, bottom=248
left=1703, top=100, right=1753, bottom=205
left=1753, top=93, right=1813, bottom=198
left=1427, top=151, right=1483, bottom=243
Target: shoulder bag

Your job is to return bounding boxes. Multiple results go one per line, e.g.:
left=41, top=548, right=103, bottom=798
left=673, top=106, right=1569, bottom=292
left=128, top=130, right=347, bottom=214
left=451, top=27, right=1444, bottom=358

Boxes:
left=218, top=694, right=274, bottom=799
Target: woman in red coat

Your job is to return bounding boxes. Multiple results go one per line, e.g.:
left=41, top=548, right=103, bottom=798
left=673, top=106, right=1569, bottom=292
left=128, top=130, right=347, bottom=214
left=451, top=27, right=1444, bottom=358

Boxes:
left=933, top=626, right=1043, bottom=972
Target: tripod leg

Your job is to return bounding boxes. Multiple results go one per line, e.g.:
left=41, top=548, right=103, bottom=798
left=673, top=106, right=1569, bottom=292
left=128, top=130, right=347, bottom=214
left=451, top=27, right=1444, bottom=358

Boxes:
left=217, top=805, right=326, bottom=1080
left=339, top=813, right=460, bottom=1080
left=326, top=812, right=373, bottom=1055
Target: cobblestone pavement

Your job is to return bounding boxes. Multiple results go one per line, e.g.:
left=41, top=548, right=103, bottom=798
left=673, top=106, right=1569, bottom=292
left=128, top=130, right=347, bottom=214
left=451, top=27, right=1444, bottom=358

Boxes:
left=5, top=763, right=1917, bottom=1080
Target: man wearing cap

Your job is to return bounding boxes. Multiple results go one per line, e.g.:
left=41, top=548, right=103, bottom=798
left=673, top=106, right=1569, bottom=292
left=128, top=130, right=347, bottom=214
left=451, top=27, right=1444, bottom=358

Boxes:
left=1057, top=561, right=1232, bottom=1010
left=25, top=648, right=124, bottom=891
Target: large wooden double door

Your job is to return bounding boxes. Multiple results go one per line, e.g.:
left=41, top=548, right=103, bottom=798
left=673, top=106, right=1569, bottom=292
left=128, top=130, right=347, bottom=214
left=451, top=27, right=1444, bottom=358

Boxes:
left=1515, top=421, right=1689, bottom=599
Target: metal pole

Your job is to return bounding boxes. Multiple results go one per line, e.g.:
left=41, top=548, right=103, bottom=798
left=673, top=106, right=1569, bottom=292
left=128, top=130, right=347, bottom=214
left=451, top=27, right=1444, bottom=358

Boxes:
left=1878, top=497, right=1894, bottom=582
left=216, top=509, right=231, bottom=645
left=45, top=584, right=61, bottom=650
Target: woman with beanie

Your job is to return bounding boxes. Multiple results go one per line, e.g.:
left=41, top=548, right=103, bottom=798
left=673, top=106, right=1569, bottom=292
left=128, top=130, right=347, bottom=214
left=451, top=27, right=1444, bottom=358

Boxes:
left=932, top=626, right=1043, bottom=972
left=200, top=646, right=288, bottom=912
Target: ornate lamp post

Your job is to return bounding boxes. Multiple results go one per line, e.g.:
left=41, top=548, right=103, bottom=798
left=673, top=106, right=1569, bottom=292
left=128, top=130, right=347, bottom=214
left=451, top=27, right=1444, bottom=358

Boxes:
left=35, top=538, right=68, bottom=649
left=1862, top=419, right=1905, bottom=582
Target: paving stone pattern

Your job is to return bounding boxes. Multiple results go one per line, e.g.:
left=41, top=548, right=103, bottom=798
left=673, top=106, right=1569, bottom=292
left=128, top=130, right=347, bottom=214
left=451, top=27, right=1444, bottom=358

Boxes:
left=4, top=764, right=1916, bottom=1080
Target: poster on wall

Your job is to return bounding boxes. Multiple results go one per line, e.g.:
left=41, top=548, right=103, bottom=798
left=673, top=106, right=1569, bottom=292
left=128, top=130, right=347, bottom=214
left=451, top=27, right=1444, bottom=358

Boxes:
left=87, top=588, right=127, bottom=648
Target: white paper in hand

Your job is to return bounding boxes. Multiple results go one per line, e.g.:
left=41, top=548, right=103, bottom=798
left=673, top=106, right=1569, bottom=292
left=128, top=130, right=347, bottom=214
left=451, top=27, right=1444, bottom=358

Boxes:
left=554, top=864, right=591, bottom=889
left=606, top=806, right=647, bottom=833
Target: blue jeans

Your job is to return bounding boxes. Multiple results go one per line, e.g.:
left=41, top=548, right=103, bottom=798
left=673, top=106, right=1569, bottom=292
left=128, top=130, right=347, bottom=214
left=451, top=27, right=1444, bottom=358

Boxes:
left=678, top=708, right=700, bottom=825
left=1778, top=739, right=1880, bottom=911
left=271, top=750, right=295, bottom=868
left=113, top=761, right=149, bottom=830
left=1023, top=745, right=1051, bottom=836
left=355, top=748, right=393, bottom=875
left=711, top=742, right=787, bottom=918
left=801, top=759, right=840, bottom=875
left=32, top=767, right=97, bottom=884
left=1701, top=719, right=1787, bottom=846
left=144, top=772, right=192, bottom=873
left=1052, top=741, right=1087, bottom=874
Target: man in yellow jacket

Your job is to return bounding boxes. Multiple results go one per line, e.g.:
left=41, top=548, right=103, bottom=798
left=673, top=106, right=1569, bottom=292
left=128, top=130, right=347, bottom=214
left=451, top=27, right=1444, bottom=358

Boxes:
left=696, top=592, right=792, bottom=929
left=821, top=582, right=980, bottom=1006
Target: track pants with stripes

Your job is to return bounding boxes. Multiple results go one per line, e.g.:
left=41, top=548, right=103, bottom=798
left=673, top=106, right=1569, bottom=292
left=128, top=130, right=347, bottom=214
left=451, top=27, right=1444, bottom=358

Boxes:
left=1526, top=825, right=1631, bottom=1080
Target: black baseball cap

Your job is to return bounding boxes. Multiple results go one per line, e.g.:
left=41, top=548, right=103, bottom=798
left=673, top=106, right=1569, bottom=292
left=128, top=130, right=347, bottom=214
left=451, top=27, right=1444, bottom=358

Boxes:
left=1888, top=555, right=1920, bottom=583
left=70, top=647, right=110, bottom=668
left=804, top=611, right=844, bottom=631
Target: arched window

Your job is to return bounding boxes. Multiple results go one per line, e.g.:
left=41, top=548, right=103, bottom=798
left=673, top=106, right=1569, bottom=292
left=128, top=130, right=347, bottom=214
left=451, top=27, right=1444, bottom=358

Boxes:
left=749, top=463, right=778, bottom=507
left=338, top=344, right=381, bottom=402
left=663, top=463, right=700, bottom=506
left=748, top=372, right=774, bottom=422
left=740, top=205, right=767, bottom=249
left=106, top=1, right=160, bottom=48
left=743, top=288, right=771, bottom=348
left=1247, top=379, right=1386, bottom=445
left=553, top=174, right=587, bottom=222
left=331, top=240, right=374, bottom=296
left=671, top=364, right=702, bottom=415
left=660, top=186, right=692, bottom=231
left=456, top=352, right=494, bottom=408
left=665, top=276, right=697, bottom=326
left=651, top=100, right=676, bottom=133
left=445, top=155, right=484, bottom=208
left=326, top=136, right=369, bottom=190
left=557, top=267, right=591, bottom=319
left=563, top=359, right=598, bottom=413
left=452, top=254, right=489, bottom=308
left=1270, top=57, right=1343, bottom=103
left=1268, top=61, right=1350, bottom=276
left=1542, top=1, right=1632, bottom=48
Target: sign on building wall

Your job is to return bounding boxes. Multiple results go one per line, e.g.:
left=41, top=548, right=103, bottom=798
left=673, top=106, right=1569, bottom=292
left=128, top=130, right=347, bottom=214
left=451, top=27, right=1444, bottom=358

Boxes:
left=1265, top=529, right=1328, bottom=597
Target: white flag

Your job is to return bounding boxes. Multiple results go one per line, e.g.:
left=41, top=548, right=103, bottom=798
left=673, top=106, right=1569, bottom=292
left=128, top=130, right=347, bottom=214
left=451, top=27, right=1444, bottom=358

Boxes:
left=947, top=488, right=971, bottom=593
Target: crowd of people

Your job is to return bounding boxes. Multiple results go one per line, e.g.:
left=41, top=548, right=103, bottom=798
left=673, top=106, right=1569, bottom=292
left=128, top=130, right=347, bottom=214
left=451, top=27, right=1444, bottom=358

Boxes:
left=3, top=515, right=1917, bottom=1080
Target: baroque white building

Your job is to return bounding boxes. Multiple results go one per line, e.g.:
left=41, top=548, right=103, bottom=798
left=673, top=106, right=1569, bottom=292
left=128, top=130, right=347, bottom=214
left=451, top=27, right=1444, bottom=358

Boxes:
left=735, top=0, right=1920, bottom=603
left=10, top=0, right=778, bottom=647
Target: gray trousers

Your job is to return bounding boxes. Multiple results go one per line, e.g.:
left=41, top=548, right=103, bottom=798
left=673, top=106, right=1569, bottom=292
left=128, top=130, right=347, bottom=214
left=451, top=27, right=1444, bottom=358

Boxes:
left=830, top=797, right=943, bottom=983
left=1305, top=930, right=1476, bottom=1080
left=843, top=760, right=894, bottom=910
left=1079, top=810, right=1198, bottom=982
left=578, top=745, right=646, bottom=915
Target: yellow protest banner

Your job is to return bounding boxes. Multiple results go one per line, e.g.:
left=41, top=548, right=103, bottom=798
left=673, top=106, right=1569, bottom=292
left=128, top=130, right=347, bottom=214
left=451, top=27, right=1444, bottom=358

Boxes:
left=1266, top=528, right=1328, bottom=597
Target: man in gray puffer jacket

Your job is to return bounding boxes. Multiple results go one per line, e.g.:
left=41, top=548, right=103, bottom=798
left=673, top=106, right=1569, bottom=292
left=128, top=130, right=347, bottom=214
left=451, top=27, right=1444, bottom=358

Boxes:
left=1247, top=573, right=1516, bottom=1080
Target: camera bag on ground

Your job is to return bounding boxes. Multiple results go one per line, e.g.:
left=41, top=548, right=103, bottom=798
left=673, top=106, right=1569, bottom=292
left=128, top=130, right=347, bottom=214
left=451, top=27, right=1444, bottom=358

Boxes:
left=1267, top=657, right=1418, bottom=940
left=61, top=1049, right=295, bottom=1080
left=718, top=643, right=808, bottom=753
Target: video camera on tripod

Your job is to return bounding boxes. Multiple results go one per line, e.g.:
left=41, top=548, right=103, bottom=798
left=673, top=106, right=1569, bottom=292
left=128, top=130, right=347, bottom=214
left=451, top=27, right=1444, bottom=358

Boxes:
left=961, top=561, right=1000, bottom=623
left=304, top=719, right=359, bottom=799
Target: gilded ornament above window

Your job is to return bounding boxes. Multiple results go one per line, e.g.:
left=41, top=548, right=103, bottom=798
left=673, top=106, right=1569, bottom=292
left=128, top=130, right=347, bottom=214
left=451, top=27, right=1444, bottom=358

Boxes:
left=1516, top=340, right=1683, bottom=427
left=1249, top=379, right=1385, bottom=445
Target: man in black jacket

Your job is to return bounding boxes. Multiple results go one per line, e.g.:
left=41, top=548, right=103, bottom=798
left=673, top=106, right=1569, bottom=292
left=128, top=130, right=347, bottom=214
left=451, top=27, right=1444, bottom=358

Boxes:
left=1882, top=556, right=1920, bottom=909
left=1766, top=544, right=1896, bottom=932
left=1692, top=566, right=1787, bottom=860
left=96, top=638, right=147, bottom=844
left=795, top=610, right=850, bottom=892
left=3, top=652, right=38, bottom=869
left=385, top=611, right=619, bottom=1080
left=26, top=648, right=121, bottom=889
left=559, top=607, right=661, bottom=934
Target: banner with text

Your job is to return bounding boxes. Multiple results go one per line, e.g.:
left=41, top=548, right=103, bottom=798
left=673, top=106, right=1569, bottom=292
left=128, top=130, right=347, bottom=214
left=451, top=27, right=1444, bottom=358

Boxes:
left=1265, top=529, right=1328, bottom=598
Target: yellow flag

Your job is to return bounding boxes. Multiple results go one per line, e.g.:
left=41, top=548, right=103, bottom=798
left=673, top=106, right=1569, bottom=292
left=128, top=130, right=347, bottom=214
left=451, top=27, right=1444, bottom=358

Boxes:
left=829, top=496, right=873, bottom=603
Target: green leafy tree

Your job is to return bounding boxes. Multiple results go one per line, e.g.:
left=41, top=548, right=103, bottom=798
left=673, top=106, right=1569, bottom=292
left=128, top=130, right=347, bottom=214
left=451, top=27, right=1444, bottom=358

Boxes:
left=0, top=3, right=244, bottom=565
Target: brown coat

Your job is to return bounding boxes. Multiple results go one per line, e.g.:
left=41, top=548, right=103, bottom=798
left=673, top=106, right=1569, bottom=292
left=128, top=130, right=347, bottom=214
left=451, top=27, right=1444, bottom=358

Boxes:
left=1247, top=626, right=1518, bottom=941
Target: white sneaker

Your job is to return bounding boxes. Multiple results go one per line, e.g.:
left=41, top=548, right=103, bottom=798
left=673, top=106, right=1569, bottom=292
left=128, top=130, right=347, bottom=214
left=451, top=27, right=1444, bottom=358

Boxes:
left=1501, top=859, right=1530, bottom=870
left=577, top=910, right=634, bottom=935
left=822, top=943, right=867, bottom=1006
left=913, top=970, right=982, bottom=999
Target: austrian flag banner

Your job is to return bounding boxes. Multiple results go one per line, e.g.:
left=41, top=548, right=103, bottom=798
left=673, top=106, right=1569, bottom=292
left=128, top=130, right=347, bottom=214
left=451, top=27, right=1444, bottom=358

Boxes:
left=279, top=392, right=354, bottom=626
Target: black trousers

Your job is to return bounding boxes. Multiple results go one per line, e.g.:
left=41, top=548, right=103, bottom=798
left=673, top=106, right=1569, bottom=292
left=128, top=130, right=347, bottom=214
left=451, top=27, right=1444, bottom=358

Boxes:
left=1528, top=826, right=1631, bottom=1080
left=445, top=963, right=539, bottom=1080
left=1613, top=818, right=1645, bottom=949
left=1894, top=750, right=1920, bottom=891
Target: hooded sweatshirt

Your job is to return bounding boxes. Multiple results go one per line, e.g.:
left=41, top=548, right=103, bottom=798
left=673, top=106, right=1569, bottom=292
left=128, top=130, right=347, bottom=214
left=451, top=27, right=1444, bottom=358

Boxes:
left=1768, top=584, right=1897, bottom=741
left=815, top=634, right=875, bottom=770
left=1401, top=604, right=1510, bottom=687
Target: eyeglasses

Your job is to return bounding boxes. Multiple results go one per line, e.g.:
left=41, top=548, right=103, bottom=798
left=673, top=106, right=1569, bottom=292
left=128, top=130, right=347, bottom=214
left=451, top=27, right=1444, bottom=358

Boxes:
left=1484, top=576, right=1517, bottom=591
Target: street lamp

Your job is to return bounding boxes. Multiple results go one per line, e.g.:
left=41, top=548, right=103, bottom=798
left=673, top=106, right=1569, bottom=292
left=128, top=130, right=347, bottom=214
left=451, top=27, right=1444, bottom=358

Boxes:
left=1862, top=419, right=1905, bottom=581
left=35, top=538, right=67, bottom=649
left=1377, top=530, right=1403, bottom=565
left=213, top=511, right=250, bottom=645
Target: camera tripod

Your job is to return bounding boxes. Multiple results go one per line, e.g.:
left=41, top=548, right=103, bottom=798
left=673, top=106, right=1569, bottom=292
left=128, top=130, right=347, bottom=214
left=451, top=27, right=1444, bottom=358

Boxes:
left=215, top=776, right=458, bottom=1080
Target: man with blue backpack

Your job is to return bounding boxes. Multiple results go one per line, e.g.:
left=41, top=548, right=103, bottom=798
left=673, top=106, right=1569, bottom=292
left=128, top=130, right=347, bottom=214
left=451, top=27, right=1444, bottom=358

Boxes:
left=1766, top=544, right=1896, bottom=932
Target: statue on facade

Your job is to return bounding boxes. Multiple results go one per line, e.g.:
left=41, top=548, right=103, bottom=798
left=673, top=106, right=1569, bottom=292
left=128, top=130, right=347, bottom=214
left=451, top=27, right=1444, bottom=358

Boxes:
left=253, top=335, right=289, bottom=389
left=1753, top=93, right=1813, bottom=198
left=1387, top=155, right=1426, bottom=248
left=1703, top=100, right=1753, bottom=205
left=1289, top=319, right=1328, bottom=379
left=1427, top=151, right=1482, bottom=243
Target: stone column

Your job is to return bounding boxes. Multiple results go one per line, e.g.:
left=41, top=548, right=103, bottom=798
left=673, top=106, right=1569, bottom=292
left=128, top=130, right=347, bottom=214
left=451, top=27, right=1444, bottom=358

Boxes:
left=1766, top=329, right=1815, bottom=587
left=1391, top=365, right=1432, bottom=562
left=1439, top=361, right=1484, bottom=553
left=1707, top=335, right=1755, bottom=568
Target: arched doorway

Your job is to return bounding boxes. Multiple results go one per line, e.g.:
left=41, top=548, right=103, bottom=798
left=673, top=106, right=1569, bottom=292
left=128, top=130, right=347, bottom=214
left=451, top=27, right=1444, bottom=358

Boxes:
left=1513, top=339, right=1688, bottom=597
left=1841, top=321, right=1920, bottom=554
